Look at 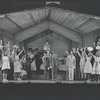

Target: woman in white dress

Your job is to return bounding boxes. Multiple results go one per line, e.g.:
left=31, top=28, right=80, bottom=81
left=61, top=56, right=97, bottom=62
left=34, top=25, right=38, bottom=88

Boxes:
left=14, top=47, right=24, bottom=81
left=1, top=47, right=10, bottom=82
left=84, top=50, right=92, bottom=82
left=89, top=51, right=100, bottom=82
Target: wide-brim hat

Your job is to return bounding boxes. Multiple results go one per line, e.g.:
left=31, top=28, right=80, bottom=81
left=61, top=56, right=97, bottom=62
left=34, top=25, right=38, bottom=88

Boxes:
left=96, top=46, right=100, bottom=50
left=87, top=47, right=93, bottom=51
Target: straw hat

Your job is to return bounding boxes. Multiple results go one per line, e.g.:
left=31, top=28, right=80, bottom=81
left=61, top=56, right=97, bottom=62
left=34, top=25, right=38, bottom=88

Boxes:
left=87, top=47, right=93, bottom=51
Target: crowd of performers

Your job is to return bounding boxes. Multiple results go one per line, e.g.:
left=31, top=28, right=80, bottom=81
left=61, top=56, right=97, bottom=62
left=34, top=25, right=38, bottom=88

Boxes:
left=0, top=39, right=58, bottom=82
left=65, top=37, right=100, bottom=82
left=1, top=38, right=100, bottom=82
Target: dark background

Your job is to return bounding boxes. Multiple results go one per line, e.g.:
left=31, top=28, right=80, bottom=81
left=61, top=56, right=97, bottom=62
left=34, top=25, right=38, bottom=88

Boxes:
left=0, top=0, right=100, bottom=17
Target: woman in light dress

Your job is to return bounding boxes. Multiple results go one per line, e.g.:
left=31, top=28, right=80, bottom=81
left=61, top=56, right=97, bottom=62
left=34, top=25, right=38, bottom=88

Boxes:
left=1, top=46, right=10, bottom=82
left=84, top=50, right=92, bottom=82
left=89, top=51, right=100, bottom=82
left=14, top=47, right=24, bottom=81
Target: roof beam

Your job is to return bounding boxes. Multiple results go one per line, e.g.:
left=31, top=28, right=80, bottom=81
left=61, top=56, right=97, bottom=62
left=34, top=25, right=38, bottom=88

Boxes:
left=75, top=18, right=93, bottom=29
left=0, top=29, right=13, bottom=40
left=15, top=20, right=48, bottom=42
left=6, top=15, right=23, bottom=30
left=15, top=19, right=82, bottom=45
left=48, top=21, right=82, bottom=45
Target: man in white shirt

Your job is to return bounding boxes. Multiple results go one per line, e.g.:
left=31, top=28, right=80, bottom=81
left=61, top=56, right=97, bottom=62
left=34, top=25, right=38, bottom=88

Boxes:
left=67, top=51, right=76, bottom=81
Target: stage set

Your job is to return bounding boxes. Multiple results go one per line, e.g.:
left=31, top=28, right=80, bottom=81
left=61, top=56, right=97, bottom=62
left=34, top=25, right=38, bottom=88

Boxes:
left=1, top=2, right=100, bottom=84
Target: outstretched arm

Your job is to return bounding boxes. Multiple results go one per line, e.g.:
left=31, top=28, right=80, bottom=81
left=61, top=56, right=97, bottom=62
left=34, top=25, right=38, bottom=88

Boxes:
left=77, top=50, right=81, bottom=57
left=89, top=51, right=96, bottom=58
left=18, top=47, right=24, bottom=57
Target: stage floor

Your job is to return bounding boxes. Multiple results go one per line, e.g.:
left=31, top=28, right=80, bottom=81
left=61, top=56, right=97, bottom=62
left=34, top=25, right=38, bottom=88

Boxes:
left=0, top=80, right=100, bottom=84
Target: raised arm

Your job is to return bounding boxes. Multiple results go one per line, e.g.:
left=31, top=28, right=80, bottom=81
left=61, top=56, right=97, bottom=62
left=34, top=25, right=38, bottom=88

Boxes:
left=77, top=50, right=81, bottom=57
left=89, top=51, right=96, bottom=58
left=18, top=47, right=24, bottom=57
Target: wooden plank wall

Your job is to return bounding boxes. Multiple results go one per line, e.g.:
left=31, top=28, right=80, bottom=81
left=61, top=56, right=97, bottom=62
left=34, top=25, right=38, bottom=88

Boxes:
left=82, top=29, right=100, bottom=47
left=0, top=29, right=14, bottom=48
left=27, top=31, right=73, bottom=55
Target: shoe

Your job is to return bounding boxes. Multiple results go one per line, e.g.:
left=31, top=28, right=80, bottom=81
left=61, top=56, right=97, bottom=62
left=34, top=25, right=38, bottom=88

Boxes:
left=87, top=80, right=91, bottom=82
left=3, top=79, right=5, bottom=82
left=5, top=79, right=8, bottom=82
left=18, top=78, right=22, bottom=81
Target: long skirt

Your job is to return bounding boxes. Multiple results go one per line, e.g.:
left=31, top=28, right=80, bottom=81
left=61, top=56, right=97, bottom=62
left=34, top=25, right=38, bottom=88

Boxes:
left=14, top=61, right=22, bottom=73
left=92, top=63, right=100, bottom=75
left=2, top=61, right=10, bottom=70
left=84, top=62, right=92, bottom=74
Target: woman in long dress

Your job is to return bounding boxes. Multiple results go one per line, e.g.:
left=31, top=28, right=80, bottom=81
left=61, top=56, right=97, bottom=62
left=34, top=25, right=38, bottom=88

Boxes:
left=84, top=51, right=92, bottom=82
left=1, top=47, right=10, bottom=82
left=90, top=51, right=100, bottom=82
left=14, top=47, right=24, bottom=81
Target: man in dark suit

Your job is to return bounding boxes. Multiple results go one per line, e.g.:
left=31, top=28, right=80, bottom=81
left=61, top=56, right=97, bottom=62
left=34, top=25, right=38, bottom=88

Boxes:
left=31, top=48, right=43, bottom=75
left=26, top=48, right=32, bottom=80
left=72, top=48, right=80, bottom=80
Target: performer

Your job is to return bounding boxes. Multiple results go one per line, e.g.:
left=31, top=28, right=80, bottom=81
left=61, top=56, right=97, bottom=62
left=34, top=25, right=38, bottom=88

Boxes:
left=50, top=51, right=58, bottom=81
left=90, top=49, right=100, bottom=82
left=84, top=48, right=92, bottom=82
left=2, top=46, right=10, bottom=82
left=97, top=37, right=100, bottom=46
left=14, top=47, right=24, bottom=81
left=6, top=42, right=14, bottom=80
left=26, top=48, right=32, bottom=80
left=40, top=51, right=47, bottom=79
left=65, top=50, right=69, bottom=81
left=8, top=50, right=14, bottom=80
left=30, top=50, right=36, bottom=74
left=77, top=48, right=86, bottom=80
left=31, top=48, right=43, bottom=75
left=72, top=48, right=80, bottom=80
left=44, top=41, right=51, bottom=55
left=67, top=51, right=76, bottom=81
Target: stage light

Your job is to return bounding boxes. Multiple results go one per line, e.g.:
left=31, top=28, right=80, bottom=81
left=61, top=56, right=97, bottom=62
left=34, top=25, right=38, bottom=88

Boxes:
left=46, top=1, right=60, bottom=6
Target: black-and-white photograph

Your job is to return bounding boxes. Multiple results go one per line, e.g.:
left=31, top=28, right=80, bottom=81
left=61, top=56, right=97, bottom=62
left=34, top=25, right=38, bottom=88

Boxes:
left=0, top=0, right=100, bottom=100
